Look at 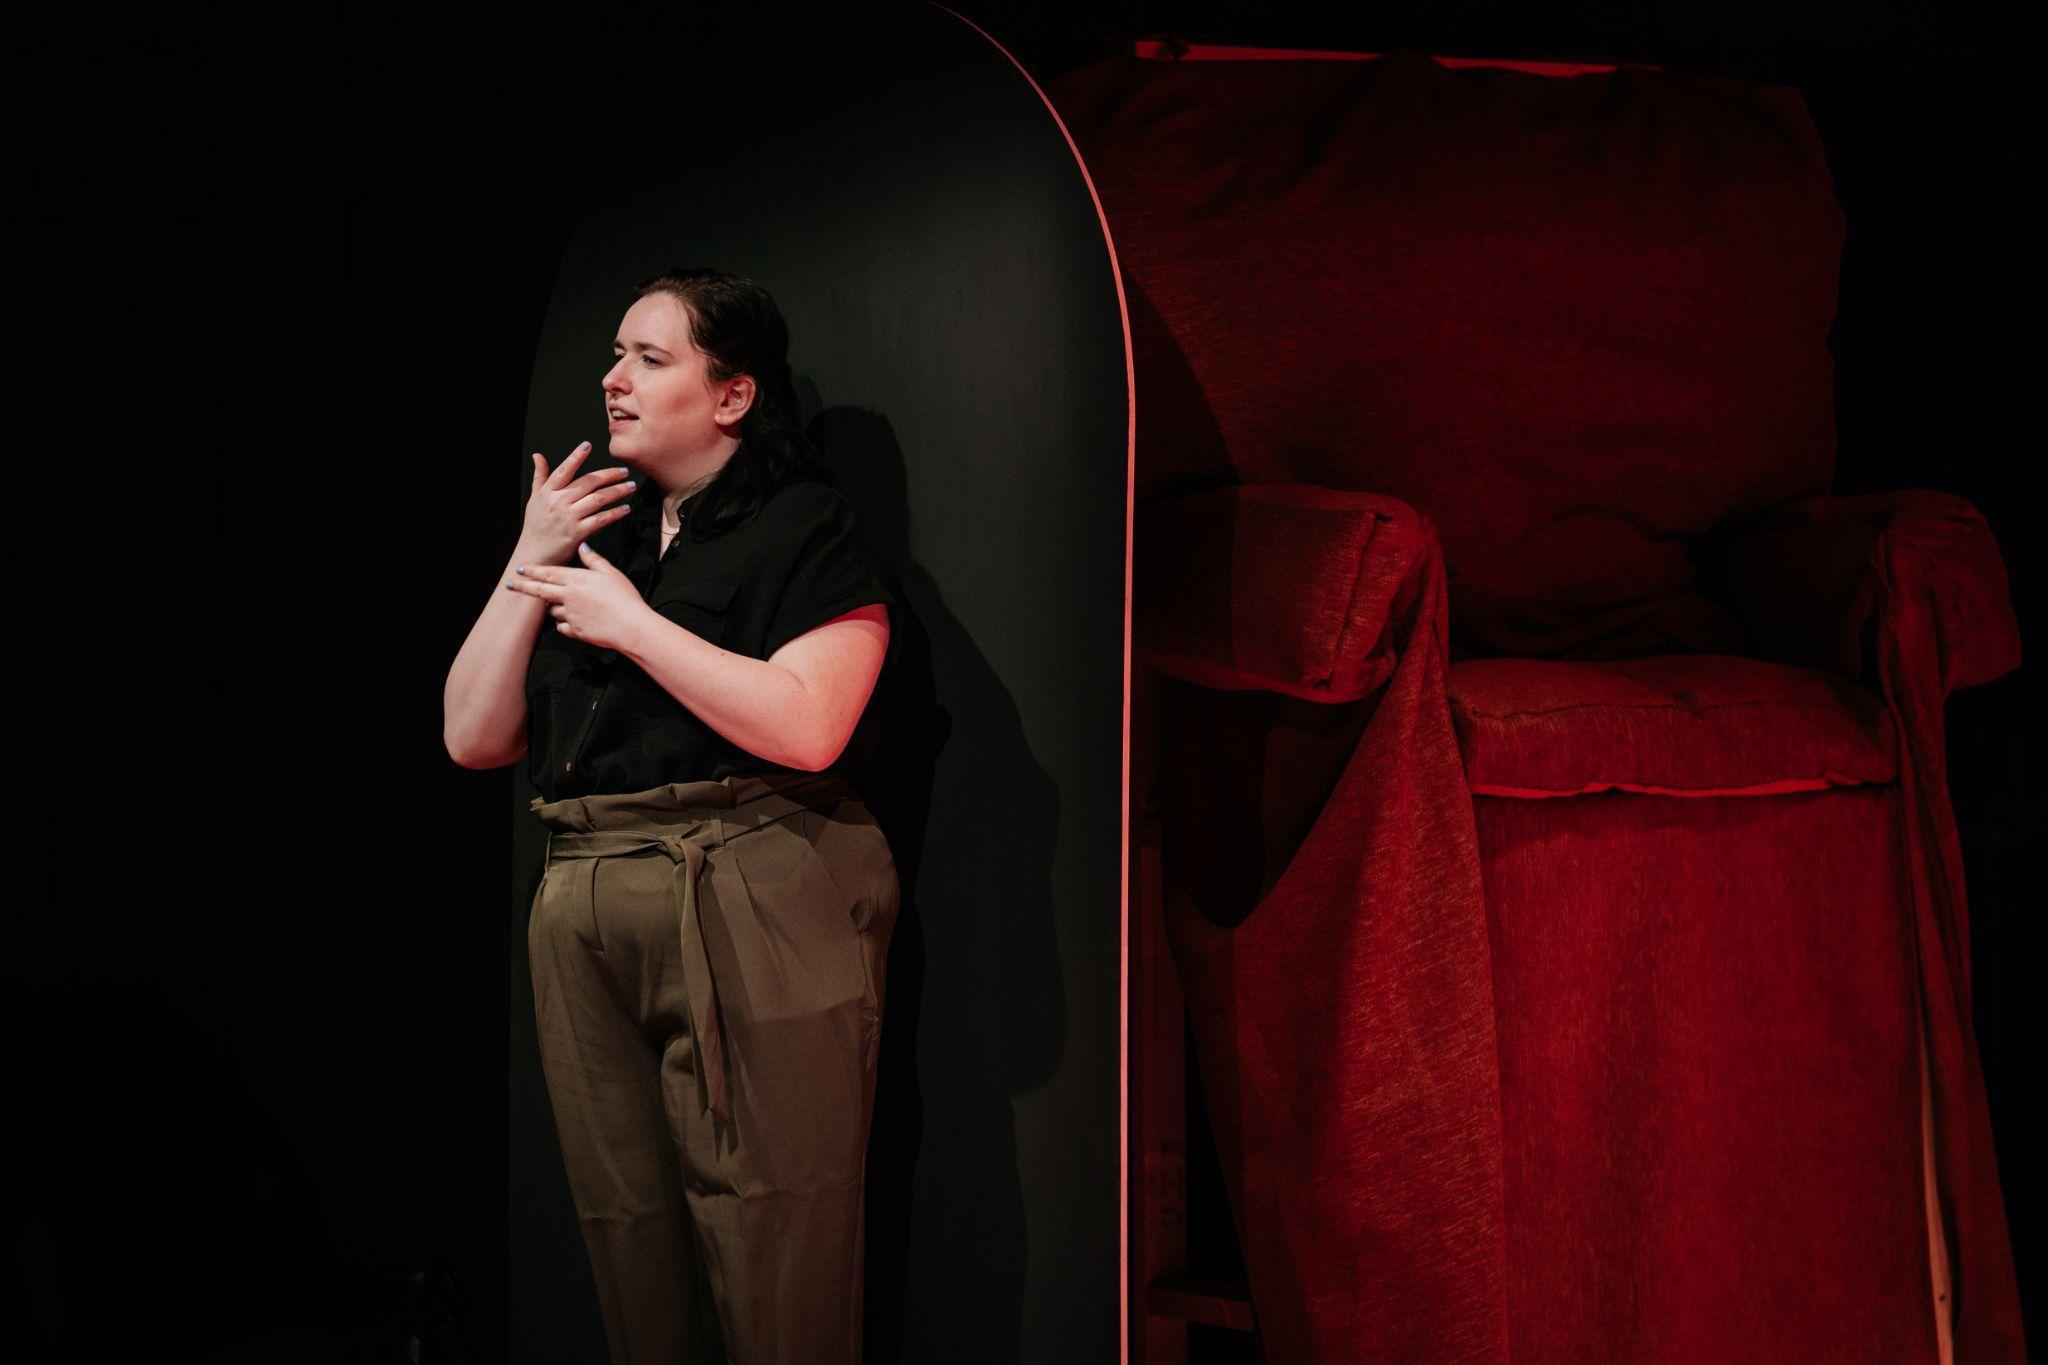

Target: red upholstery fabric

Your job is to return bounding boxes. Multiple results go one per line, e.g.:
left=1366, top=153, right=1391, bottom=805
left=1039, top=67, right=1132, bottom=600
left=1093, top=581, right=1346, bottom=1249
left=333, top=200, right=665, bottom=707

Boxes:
left=1709, top=490, right=2028, bottom=1364
left=1445, top=653, right=1896, bottom=796
left=1088, top=46, right=2026, bottom=1364
left=1141, top=492, right=1509, bottom=1361
left=1477, top=781, right=1933, bottom=1360
left=1135, top=484, right=2026, bottom=1362
left=1048, top=49, right=1845, bottom=661
left=1136, top=483, right=1412, bottom=702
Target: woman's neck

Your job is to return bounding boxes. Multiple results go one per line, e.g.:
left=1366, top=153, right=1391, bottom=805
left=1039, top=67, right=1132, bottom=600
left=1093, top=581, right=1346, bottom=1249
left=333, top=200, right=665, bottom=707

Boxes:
left=661, top=480, right=706, bottom=531
left=656, top=455, right=729, bottom=532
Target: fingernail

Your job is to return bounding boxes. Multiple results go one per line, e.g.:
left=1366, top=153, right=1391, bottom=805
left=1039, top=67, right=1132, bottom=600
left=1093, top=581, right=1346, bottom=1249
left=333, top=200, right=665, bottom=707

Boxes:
left=515, top=566, right=525, bottom=574
left=576, top=441, right=590, bottom=452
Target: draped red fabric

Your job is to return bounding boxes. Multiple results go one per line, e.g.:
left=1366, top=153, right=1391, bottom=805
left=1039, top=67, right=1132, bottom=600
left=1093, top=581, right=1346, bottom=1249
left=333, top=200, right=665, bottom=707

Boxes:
left=1722, top=490, right=2028, bottom=1362
left=1144, top=491, right=1509, bottom=1362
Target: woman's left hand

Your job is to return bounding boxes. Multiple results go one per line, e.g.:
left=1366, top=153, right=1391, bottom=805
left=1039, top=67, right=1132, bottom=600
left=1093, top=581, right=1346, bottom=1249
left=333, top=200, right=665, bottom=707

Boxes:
left=504, top=542, right=652, bottom=652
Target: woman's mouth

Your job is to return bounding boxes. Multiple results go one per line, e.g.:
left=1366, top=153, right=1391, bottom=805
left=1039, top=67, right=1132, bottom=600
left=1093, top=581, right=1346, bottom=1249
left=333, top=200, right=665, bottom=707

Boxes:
left=608, top=416, right=637, bottom=428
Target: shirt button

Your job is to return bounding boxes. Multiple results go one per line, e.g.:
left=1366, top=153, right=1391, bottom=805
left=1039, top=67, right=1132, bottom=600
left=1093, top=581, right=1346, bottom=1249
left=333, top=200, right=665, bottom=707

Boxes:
left=590, top=698, right=599, bottom=710
left=563, top=761, right=573, bottom=773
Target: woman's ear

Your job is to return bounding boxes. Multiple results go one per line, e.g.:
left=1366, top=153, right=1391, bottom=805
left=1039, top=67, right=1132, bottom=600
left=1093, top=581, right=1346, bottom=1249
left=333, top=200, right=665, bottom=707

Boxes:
left=721, top=374, right=757, bottom=423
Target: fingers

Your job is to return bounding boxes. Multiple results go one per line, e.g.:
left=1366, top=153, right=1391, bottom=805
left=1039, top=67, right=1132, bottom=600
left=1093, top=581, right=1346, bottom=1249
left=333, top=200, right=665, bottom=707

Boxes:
left=565, top=485, right=634, bottom=527
left=568, top=463, right=634, bottom=501
left=503, top=567, right=563, bottom=602
left=543, top=441, right=593, bottom=489
left=568, top=469, right=636, bottom=537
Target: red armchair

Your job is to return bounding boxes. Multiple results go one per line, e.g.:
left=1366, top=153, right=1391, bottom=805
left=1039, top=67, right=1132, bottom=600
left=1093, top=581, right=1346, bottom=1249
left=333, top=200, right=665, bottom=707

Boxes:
left=1050, top=47, right=2027, bottom=1363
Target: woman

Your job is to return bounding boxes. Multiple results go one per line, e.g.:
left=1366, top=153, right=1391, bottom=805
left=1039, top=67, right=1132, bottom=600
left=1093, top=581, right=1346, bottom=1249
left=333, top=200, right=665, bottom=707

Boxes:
left=442, top=267, right=901, bottom=1364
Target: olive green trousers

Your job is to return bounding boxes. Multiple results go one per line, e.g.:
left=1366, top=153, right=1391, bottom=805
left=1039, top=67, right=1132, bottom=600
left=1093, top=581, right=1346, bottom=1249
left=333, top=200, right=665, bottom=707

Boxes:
left=527, top=770, right=899, bottom=1365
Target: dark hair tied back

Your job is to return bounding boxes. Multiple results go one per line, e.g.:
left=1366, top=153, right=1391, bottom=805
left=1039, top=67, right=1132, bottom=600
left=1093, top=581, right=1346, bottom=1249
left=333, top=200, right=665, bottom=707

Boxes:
left=629, top=267, right=832, bottom=539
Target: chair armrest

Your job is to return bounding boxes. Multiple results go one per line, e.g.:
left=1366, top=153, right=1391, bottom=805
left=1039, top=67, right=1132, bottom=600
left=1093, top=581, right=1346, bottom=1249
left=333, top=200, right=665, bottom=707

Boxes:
left=1134, top=483, right=1440, bottom=702
left=1700, top=489, right=2022, bottom=697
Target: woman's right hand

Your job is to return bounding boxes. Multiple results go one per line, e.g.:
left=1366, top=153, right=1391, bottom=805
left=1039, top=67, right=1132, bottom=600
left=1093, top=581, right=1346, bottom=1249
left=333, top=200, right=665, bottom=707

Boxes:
left=518, top=441, right=636, bottom=564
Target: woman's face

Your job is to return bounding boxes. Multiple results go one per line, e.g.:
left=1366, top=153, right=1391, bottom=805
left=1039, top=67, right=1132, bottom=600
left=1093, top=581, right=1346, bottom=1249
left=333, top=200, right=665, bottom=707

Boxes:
left=601, top=293, right=754, bottom=484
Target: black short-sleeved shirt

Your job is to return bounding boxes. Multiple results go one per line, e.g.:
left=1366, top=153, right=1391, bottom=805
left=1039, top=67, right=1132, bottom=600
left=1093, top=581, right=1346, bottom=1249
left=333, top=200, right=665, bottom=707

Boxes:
left=524, top=472, right=901, bottom=804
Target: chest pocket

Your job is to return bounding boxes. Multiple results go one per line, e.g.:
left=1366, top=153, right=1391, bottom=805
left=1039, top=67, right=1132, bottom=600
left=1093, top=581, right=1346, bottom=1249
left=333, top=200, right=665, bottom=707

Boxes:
left=649, top=577, right=739, bottom=648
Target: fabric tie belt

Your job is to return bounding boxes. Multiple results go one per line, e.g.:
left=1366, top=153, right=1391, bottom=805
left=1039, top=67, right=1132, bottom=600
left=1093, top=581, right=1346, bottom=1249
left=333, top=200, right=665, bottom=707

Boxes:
left=545, top=826, right=734, bottom=1122
left=534, top=770, right=858, bottom=1127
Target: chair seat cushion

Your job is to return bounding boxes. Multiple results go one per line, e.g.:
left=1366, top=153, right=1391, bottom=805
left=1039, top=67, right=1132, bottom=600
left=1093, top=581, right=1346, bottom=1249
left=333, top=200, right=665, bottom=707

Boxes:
left=1446, top=653, right=1895, bottom=797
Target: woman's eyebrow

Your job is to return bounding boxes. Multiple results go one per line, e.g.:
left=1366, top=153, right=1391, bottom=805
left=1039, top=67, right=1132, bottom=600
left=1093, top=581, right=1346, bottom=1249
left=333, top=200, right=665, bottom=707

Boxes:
left=612, top=338, right=673, bottom=356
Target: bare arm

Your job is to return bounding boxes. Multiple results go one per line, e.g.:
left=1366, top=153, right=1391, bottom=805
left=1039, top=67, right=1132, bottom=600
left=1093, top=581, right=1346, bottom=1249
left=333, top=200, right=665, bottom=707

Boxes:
left=443, top=540, right=554, bottom=769
left=443, top=443, right=635, bottom=769
left=617, top=603, right=890, bottom=772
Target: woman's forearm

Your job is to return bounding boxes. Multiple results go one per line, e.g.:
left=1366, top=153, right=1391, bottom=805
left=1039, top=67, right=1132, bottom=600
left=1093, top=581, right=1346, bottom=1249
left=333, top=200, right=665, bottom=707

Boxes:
left=443, top=542, right=552, bottom=768
left=617, top=610, right=827, bottom=771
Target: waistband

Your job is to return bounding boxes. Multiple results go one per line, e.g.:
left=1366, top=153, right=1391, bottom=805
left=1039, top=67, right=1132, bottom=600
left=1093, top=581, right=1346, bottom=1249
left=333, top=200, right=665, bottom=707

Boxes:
left=528, top=768, right=863, bottom=838
left=527, top=767, right=864, bottom=1128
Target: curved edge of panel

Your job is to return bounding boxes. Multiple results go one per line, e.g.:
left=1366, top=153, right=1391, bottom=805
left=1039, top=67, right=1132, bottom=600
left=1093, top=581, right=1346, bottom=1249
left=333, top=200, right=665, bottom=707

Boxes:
left=920, top=5, right=1138, bottom=1359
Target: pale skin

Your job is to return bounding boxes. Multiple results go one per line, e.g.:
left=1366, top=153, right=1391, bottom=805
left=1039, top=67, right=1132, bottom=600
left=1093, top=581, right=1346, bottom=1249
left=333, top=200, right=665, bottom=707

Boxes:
left=442, top=291, right=889, bottom=773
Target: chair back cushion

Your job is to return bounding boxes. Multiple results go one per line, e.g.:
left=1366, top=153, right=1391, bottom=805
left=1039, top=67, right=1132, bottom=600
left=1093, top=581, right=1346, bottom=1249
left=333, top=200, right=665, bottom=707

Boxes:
left=1049, top=49, right=1847, bottom=659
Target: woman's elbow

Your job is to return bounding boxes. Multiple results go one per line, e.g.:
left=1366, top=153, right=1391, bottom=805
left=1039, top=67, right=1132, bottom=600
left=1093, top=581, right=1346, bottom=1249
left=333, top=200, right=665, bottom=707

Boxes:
left=448, top=731, right=526, bottom=770
left=801, top=723, right=854, bottom=774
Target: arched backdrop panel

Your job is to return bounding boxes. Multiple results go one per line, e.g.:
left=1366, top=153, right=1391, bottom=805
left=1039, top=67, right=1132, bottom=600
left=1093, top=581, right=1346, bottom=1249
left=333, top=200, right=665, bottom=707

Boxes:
left=508, top=4, right=1131, bottom=1360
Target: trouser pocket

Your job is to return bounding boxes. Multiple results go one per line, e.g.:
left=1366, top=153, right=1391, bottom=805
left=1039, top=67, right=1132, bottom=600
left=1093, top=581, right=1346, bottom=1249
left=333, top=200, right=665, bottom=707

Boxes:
left=529, top=856, right=607, bottom=957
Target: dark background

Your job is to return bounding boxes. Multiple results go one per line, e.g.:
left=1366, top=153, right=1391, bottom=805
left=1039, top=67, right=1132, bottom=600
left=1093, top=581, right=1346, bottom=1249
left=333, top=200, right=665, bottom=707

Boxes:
left=7, top=0, right=2031, bottom=1359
